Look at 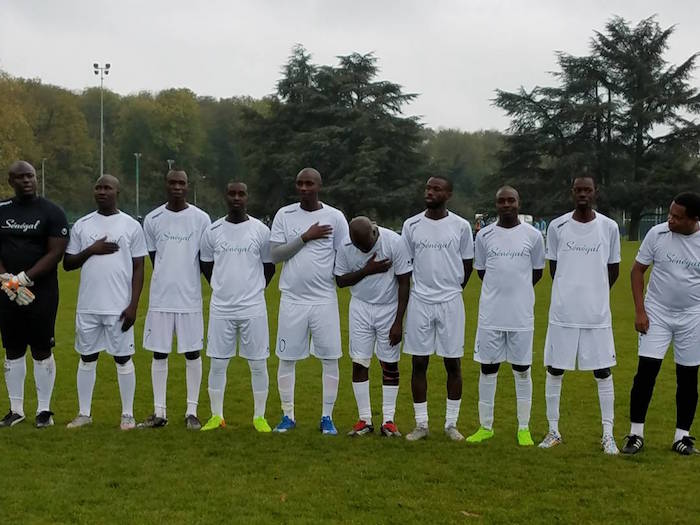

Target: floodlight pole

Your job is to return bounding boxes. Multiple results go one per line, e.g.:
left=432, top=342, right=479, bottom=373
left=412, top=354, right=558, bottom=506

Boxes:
left=93, top=62, right=111, bottom=175
left=134, top=153, right=142, bottom=218
left=41, top=158, right=47, bottom=197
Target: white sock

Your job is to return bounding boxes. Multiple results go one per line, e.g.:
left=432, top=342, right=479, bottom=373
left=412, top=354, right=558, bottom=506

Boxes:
left=207, top=358, right=229, bottom=418
left=321, top=359, right=339, bottom=419
left=4, top=356, right=26, bottom=416
left=352, top=380, right=372, bottom=424
left=596, top=375, right=615, bottom=436
left=630, top=422, right=644, bottom=437
left=277, top=359, right=296, bottom=421
left=382, top=384, right=399, bottom=424
left=414, top=401, right=428, bottom=426
left=151, top=358, right=168, bottom=418
left=478, top=372, right=498, bottom=430
left=545, top=371, right=563, bottom=434
left=674, top=428, right=689, bottom=442
left=513, top=368, right=532, bottom=430
left=248, top=359, right=268, bottom=419
left=77, top=359, right=97, bottom=417
left=33, top=354, right=56, bottom=413
left=116, top=359, right=136, bottom=417
left=185, top=357, right=202, bottom=417
left=445, top=398, right=461, bottom=428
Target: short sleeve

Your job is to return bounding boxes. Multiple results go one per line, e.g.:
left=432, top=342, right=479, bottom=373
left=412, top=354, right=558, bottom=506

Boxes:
left=260, top=224, right=273, bottom=264
left=473, top=231, right=486, bottom=270
left=199, top=228, right=215, bottom=262
left=333, top=211, right=350, bottom=251
left=392, top=235, right=413, bottom=276
left=608, top=221, right=621, bottom=264
left=546, top=222, right=559, bottom=260
left=130, top=223, right=149, bottom=258
left=531, top=230, right=546, bottom=269
left=143, top=216, right=156, bottom=252
left=401, top=220, right=414, bottom=259
left=65, top=221, right=82, bottom=255
left=270, top=209, right=287, bottom=244
left=460, top=221, right=474, bottom=259
left=333, top=245, right=350, bottom=276
left=46, top=203, right=69, bottom=239
left=636, top=228, right=656, bottom=265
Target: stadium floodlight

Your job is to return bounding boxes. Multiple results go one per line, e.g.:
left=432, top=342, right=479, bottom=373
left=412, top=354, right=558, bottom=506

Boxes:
left=93, top=62, right=112, bottom=176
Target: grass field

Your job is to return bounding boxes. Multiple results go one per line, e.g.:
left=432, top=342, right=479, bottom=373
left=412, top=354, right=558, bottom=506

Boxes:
left=0, top=241, right=697, bottom=524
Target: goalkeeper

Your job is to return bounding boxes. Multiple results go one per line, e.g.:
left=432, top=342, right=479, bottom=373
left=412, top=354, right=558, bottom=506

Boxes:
left=0, top=160, right=69, bottom=428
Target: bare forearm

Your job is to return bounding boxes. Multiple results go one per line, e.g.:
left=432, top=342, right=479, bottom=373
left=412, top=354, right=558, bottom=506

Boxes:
left=63, top=249, right=93, bottom=271
left=631, top=267, right=647, bottom=313
left=129, top=258, right=145, bottom=309
left=394, top=275, right=410, bottom=324
left=336, top=267, right=369, bottom=288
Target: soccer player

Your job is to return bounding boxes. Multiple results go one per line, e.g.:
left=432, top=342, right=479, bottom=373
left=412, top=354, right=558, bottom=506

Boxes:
left=335, top=216, right=412, bottom=437
left=401, top=176, right=474, bottom=441
left=0, top=160, right=69, bottom=428
left=466, top=186, right=544, bottom=446
left=199, top=182, right=275, bottom=432
left=622, top=193, right=700, bottom=455
left=140, top=170, right=210, bottom=430
left=539, top=175, right=620, bottom=454
left=269, top=167, right=349, bottom=435
left=64, top=175, right=147, bottom=430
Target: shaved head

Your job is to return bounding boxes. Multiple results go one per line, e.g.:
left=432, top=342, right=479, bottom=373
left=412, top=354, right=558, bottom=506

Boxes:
left=349, top=215, right=379, bottom=252
left=349, top=216, right=373, bottom=237
left=166, top=169, right=188, bottom=182
left=296, top=167, right=322, bottom=184
left=96, top=174, right=120, bottom=190
left=8, top=160, right=36, bottom=176
left=496, top=185, right=519, bottom=201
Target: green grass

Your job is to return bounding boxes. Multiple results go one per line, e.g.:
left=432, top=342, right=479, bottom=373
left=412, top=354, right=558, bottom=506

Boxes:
left=0, top=241, right=697, bottom=524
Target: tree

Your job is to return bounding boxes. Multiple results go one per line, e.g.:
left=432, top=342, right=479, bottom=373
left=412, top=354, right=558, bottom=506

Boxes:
left=242, top=45, right=428, bottom=223
left=495, top=16, right=700, bottom=238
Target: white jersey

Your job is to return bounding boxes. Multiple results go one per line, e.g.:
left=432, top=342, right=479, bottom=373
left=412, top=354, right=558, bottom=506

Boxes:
left=401, top=211, right=474, bottom=304
left=636, top=222, right=700, bottom=313
left=334, top=226, right=412, bottom=304
left=474, top=222, right=545, bottom=331
left=67, top=211, right=148, bottom=314
left=200, top=216, right=272, bottom=319
left=546, top=211, right=621, bottom=328
left=270, top=202, right=349, bottom=304
left=143, top=204, right=210, bottom=313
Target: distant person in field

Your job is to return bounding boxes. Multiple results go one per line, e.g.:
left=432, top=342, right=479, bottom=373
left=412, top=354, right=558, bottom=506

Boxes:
left=622, top=192, right=700, bottom=456
left=465, top=186, right=545, bottom=446
left=335, top=216, right=412, bottom=437
left=140, top=170, right=210, bottom=430
left=539, top=175, right=621, bottom=454
left=199, top=182, right=275, bottom=432
left=269, top=168, right=349, bottom=435
left=401, top=176, right=474, bottom=442
left=63, top=174, right=147, bottom=430
left=0, top=160, right=69, bottom=428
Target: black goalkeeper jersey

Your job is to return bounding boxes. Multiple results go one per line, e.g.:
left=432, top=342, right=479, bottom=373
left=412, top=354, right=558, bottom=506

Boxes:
left=0, top=196, right=68, bottom=306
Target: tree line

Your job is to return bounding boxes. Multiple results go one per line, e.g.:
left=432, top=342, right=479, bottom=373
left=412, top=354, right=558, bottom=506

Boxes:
left=1, top=16, right=697, bottom=238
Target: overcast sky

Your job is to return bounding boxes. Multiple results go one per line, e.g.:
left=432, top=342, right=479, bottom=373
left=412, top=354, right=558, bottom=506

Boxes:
left=1, top=1, right=698, bottom=131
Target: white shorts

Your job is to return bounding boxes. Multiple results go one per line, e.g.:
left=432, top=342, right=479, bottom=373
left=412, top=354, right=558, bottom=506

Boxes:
left=349, top=298, right=400, bottom=364
left=75, top=313, right=135, bottom=357
left=638, top=307, right=700, bottom=367
left=206, top=313, right=270, bottom=360
left=275, top=300, right=342, bottom=361
left=143, top=311, right=204, bottom=353
left=544, top=324, right=616, bottom=371
left=474, top=327, right=533, bottom=366
left=403, top=295, right=465, bottom=358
